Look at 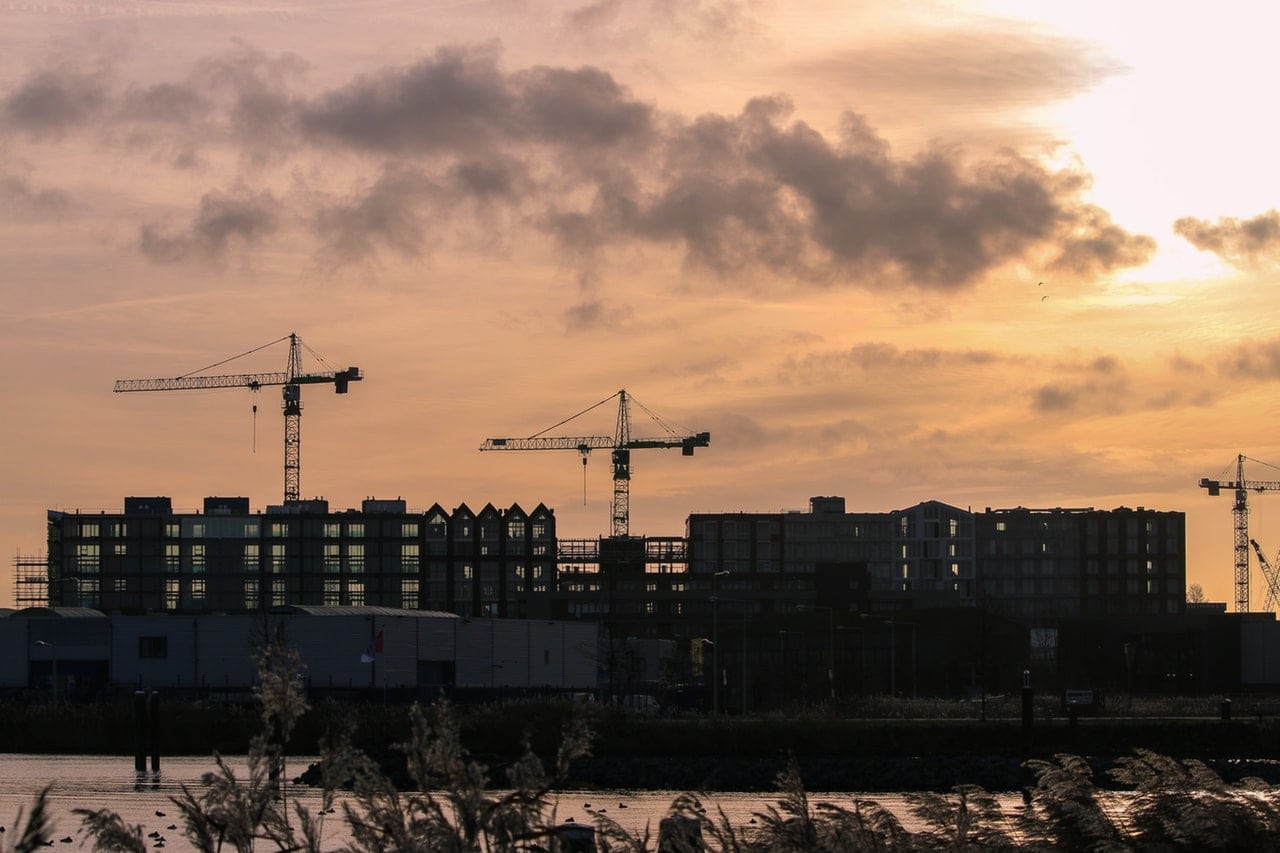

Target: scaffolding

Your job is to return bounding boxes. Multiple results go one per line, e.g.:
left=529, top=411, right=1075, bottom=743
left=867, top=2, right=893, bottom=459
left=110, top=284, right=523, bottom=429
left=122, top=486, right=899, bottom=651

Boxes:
left=13, top=551, right=48, bottom=608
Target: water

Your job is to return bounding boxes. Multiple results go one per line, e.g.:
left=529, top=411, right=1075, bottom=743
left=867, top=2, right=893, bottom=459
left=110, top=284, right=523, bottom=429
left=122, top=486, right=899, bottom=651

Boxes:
left=0, top=754, right=960, bottom=850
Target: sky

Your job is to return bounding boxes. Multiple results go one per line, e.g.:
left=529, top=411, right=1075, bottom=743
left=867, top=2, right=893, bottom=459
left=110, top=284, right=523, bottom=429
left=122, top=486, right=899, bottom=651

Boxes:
left=3, top=0, right=1280, bottom=609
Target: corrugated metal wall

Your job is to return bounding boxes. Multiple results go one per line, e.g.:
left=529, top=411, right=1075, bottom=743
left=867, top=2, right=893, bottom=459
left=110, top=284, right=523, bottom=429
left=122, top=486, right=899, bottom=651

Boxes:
left=0, top=612, right=599, bottom=693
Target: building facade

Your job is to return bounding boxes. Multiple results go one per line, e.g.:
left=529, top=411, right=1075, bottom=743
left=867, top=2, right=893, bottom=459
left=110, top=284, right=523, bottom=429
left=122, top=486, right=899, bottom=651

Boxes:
left=2, top=606, right=599, bottom=700
left=47, top=497, right=558, bottom=619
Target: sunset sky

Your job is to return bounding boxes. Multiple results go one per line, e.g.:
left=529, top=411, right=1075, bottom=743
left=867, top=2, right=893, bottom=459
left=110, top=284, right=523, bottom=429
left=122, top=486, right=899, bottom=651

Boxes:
left=3, top=0, right=1280, bottom=609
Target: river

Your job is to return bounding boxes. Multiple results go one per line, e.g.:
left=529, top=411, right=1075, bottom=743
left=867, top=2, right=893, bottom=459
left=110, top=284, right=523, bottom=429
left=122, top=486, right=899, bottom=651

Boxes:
left=0, top=753, right=976, bottom=850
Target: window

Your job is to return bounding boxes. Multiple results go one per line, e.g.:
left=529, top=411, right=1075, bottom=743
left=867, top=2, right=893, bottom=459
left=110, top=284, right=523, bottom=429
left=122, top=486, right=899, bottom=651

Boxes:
left=324, top=578, right=340, bottom=605
left=113, top=544, right=127, bottom=556
left=270, top=522, right=289, bottom=538
left=164, top=579, right=179, bottom=610
left=76, top=543, right=100, bottom=573
left=243, top=543, right=259, bottom=572
left=191, top=578, right=206, bottom=602
left=165, top=523, right=180, bottom=538
left=270, top=544, right=286, bottom=574
left=190, top=522, right=206, bottom=538
left=346, top=522, right=365, bottom=538
left=324, top=522, right=341, bottom=538
left=348, top=580, right=364, bottom=606
left=113, top=578, right=127, bottom=592
left=80, top=522, right=100, bottom=537
left=401, top=543, right=420, bottom=573
left=138, top=636, right=168, bottom=659
left=108, top=522, right=126, bottom=538
left=402, top=578, right=419, bottom=609
left=271, top=579, right=285, bottom=606
left=401, top=522, right=419, bottom=538
left=323, top=544, right=341, bottom=573
left=949, top=517, right=959, bottom=537
left=532, top=522, right=547, bottom=539
left=995, top=521, right=1007, bottom=532
left=190, top=544, right=206, bottom=573
left=347, top=544, right=365, bottom=574
left=164, top=544, right=180, bottom=573
left=245, top=579, right=259, bottom=609
left=507, top=519, right=525, bottom=538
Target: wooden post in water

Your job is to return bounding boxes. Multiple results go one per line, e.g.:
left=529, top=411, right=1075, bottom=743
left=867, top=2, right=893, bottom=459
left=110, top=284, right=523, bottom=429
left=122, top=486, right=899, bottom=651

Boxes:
left=133, top=691, right=147, bottom=773
left=149, top=690, right=161, bottom=772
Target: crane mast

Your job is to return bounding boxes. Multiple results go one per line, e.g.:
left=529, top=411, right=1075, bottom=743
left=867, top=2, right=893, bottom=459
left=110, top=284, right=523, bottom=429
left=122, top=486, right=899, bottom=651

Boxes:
left=1199, top=453, right=1280, bottom=612
left=114, top=333, right=361, bottom=504
left=480, top=389, right=710, bottom=537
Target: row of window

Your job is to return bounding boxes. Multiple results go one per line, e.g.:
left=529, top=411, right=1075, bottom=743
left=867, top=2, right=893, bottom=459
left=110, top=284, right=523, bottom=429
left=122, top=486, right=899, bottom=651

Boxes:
left=78, top=516, right=553, bottom=541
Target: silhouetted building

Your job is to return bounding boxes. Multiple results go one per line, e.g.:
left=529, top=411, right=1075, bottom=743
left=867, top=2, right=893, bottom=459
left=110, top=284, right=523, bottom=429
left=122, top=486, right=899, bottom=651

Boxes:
left=46, top=497, right=557, bottom=618
left=38, top=492, right=1204, bottom=701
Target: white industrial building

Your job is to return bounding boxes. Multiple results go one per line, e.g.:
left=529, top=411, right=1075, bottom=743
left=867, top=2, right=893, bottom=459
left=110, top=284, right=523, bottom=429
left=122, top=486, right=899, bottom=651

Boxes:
left=0, top=606, right=599, bottom=700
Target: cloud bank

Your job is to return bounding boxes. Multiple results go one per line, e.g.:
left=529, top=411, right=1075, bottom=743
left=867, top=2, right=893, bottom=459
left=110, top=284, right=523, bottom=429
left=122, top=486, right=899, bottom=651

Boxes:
left=0, top=42, right=1156, bottom=291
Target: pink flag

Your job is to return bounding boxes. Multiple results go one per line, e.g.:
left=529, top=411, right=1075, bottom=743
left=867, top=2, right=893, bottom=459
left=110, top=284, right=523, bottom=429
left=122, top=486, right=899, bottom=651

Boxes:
left=360, top=629, right=384, bottom=663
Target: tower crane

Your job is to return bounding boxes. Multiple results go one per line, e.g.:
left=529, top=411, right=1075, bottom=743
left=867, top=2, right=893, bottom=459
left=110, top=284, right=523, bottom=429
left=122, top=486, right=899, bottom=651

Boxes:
left=1247, top=539, right=1280, bottom=614
left=114, top=332, right=361, bottom=504
left=1199, top=453, right=1280, bottom=613
left=480, top=389, right=710, bottom=537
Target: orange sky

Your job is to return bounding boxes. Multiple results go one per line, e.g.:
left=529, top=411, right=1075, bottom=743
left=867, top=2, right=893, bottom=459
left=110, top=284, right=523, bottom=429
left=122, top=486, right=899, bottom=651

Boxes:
left=3, top=0, right=1280, bottom=609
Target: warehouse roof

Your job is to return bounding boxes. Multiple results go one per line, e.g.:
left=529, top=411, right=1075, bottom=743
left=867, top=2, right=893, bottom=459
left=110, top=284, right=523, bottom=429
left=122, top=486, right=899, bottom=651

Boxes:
left=266, top=605, right=460, bottom=619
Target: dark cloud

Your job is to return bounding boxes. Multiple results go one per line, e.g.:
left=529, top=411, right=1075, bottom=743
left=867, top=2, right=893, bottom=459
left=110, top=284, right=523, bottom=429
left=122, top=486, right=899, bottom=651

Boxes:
left=118, top=82, right=209, bottom=124
left=139, top=188, right=281, bottom=263
left=1050, top=207, right=1157, bottom=277
left=311, top=166, right=438, bottom=263
left=1032, top=384, right=1077, bottom=413
left=1174, top=210, right=1280, bottom=268
left=2, top=43, right=1154, bottom=287
left=0, top=175, right=72, bottom=218
left=565, top=0, right=624, bottom=30
left=562, top=96, right=1155, bottom=288
left=1030, top=358, right=1133, bottom=414
left=561, top=296, right=633, bottom=331
left=1218, top=339, right=1280, bottom=380
left=299, top=44, right=516, bottom=155
left=2, top=65, right=108, bottom=137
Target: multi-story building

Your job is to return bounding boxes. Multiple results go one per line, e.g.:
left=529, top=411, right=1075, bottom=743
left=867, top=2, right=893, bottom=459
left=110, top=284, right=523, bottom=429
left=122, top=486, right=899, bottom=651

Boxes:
left=975, top=506, right=1186, bottom=621
left=46, top=496, right=558, bottom=618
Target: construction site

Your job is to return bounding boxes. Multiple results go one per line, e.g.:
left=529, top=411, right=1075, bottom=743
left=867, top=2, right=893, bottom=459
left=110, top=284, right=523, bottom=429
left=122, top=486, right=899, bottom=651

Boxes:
left=7, top=334, right=1280, bottom=707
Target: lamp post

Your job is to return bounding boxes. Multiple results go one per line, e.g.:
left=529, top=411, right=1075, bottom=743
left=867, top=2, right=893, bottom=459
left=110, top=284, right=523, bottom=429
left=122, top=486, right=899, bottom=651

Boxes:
left=800, top=605, right=835, bottom=701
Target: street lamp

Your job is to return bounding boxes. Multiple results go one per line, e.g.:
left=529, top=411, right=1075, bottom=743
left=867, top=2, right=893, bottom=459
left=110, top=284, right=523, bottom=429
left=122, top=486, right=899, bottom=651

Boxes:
left=799, top=605, right=835, bottom=701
